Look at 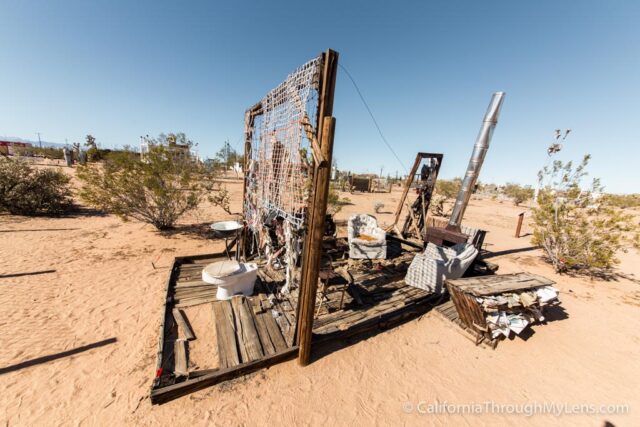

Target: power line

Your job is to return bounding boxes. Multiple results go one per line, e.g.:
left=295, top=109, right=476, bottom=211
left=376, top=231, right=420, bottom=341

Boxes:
left=338, top=63, right=408, bottom=173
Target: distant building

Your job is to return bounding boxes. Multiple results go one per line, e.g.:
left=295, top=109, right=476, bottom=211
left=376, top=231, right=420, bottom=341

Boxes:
left=0, top=140, right=32, bottom=155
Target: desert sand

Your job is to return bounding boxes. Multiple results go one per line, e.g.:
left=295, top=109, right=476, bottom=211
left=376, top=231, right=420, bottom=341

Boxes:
left=1, top=166, right=639, bottom=426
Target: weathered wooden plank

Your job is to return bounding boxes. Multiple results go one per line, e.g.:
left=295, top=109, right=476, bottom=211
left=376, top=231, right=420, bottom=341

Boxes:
left=450, top=273, right=555, bottom=297
left=261, top=311, right=288, bottom=352
left=176, top=297, right=219, bottom=308
left=172, top=308, right=195, bottom=340
left=252, top=312, right=277, bottom=356
left=151, top=346, right=299, bottom=405
left=231, top=296, right=264, bottom=362
left=212, top=301, right=240, bottom=369
left=174, top=339, right=188, bottom=376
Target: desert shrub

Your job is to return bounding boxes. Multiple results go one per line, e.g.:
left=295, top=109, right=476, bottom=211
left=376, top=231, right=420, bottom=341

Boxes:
left=601, top=193, right=640, bottom=209
left=0, top=158, right=73, bottom=215
left=429, top=194, right=449, bottom=217
left=434, top=178, right=462, bottom=199
left=374, top=201, right=384, bottom=213
left=327, top=184, right=351, bottom=215
left=503, top=183, right=534, bottom=206
left=532, top=155, right=639, bottom=275
left=14, top=146, right=65, bottom=160
left=77, top=145, right=216, bottom=230
left=428, top=178, right=461, bottom=217
left=209, top=186, right=232, bottom=215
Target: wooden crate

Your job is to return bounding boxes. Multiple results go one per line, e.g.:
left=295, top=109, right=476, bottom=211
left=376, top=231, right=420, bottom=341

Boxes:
left=445, top=273, right=555, bottom=345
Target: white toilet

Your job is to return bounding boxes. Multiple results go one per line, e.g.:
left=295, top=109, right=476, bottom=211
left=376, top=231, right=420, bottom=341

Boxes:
left=202, top=260, right=258, bottom=300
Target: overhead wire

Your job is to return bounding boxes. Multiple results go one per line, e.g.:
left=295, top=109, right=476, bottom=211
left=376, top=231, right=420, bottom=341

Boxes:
left=338, top=63, right=408, bottom=174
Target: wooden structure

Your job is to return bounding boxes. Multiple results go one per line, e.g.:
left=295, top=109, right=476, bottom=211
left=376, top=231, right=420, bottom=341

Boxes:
left=150, top=253, right=299, bottom=404
left=149, top=52, right=505, bottom=404
left=350, top=175, right=373, bottom=192
left=388, top=152, right=443, bottom=238
left=445, top=273, right=555, bottom=347
left=150, top=237, right=449, bottom=403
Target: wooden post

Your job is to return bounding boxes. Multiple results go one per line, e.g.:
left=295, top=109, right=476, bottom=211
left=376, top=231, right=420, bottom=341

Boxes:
left=389, top=154, right=422, bottom=231
left=515, top=212, right=525, bottom=238
left=297, top=116, right=336, bottom=366
left=295, top=49, right=339, bottom=366
left=388, top=153, right=443, bottom=235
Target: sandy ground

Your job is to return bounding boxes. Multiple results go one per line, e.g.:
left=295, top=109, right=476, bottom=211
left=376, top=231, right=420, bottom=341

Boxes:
left=1, top=167, right=639, bottom=426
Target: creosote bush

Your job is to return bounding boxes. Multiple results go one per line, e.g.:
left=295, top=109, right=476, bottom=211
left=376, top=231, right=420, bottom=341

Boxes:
left=532, top=154, right=639, bottom=275
left=0, top=158, right=73, bottom=215
left=327, top=184, right=351, bottom=215
left=429, top=178, right=462, bottom=217
left=77, top=145, right=216, bottom=230
left=503, top=183, right=534, bottom=206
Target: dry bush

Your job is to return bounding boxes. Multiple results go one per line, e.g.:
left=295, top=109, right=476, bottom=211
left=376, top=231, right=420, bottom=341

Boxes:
left=77, top=145, right=216, bottom=230
left=0, top=158, right=73, bottom=215
left=532, top=155, right=639, bottom=275
left=503, top=183, right=534, bottom=206
left=327, top=184, right=351, bottom=215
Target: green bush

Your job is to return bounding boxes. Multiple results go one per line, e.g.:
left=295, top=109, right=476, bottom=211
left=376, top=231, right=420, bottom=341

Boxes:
left=77, top=145, right=216, bottom=230
left=434, top=178, right=462, bottom=199
left=503, top=183, right=534, bottom=206
left=327, top=184, right=351, bottom=215
left=0, top=158, right=73, bottom=215
left=428, top=178, right=462, bottom=217
left=532, top=155, right=639, bottom=275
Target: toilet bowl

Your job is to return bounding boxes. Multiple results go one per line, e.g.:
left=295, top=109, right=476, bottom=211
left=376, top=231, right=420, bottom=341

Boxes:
left=202, top=260, right=258, bottom=300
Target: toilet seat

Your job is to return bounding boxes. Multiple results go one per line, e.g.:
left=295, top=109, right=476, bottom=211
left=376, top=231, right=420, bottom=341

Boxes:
left=202, top=260, right=242, bottom=285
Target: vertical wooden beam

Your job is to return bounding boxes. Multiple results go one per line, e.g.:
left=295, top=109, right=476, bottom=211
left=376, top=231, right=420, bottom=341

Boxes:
left=295, top=49, right=339, bottom=345
left=297, top=116, right=336, bottom=366
left=241, top=102, right=261, bottom=260
left=389, top=154, right=422, bottom=232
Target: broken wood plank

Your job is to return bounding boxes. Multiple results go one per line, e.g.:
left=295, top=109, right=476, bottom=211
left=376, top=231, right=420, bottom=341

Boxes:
left=261, top=311, right=288, bottom=352
left=172, top=308, right=195, bottom=340
left=252, top=312, right=277, bottom=356
left=151, top=346, right=299, bottom=405
left=212, top=301, right=240, bottom=369
left=174, top=339, right=188, bottom=377
left=231, top=296, right=264, bottom=363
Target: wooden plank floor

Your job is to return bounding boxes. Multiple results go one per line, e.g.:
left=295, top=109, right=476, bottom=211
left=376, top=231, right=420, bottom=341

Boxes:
left=152, top=248, right=445, bottom=404
left=151, top=254, right=297, bottom=404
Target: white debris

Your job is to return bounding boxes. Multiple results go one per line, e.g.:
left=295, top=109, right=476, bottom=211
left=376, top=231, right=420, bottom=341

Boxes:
left=475, top=286, right=559, bottom=338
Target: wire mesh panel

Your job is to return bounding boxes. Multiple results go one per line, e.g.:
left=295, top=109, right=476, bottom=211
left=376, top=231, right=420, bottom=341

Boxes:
left=245, top=55, right=323, bottom=232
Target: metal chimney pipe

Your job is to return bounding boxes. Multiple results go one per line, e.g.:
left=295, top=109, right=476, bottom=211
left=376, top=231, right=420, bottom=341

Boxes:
left=448, top=92, right=505, bottom=228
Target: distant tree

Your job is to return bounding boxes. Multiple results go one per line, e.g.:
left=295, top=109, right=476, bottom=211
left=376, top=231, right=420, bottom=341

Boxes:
left=84, top=134, right=103, bottom=162
left=215, top=141, right=242, bottom=170
left=85, top=134, right=97, bottom=149
left=157, top=132, right=193, bottom=147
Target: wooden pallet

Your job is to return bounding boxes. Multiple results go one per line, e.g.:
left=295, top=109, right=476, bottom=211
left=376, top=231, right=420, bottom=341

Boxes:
left=150, top=254, right=297, bottom=405
left=433, top=300, right=492, bottom=348
left=444, top=273, right=556, bottom=347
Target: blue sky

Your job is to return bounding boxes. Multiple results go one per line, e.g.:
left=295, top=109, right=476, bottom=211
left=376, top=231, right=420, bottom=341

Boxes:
left=1, top=0, right=639, bottom=192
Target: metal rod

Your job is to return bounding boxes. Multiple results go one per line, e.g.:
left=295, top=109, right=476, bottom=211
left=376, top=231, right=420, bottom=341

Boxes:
left=449, top=92, right=505, bottom=228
